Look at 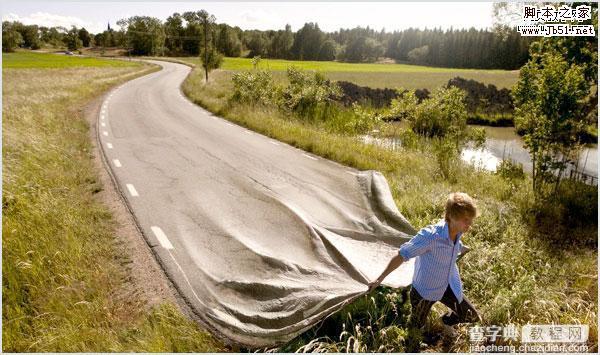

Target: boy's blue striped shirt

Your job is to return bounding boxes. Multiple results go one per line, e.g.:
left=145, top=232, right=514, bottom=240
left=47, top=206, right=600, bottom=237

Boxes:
left=398, top=219, right=467, bottom=303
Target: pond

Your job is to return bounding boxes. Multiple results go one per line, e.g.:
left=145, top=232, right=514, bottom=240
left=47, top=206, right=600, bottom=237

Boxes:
left=362, top=125, right=598, bottom=184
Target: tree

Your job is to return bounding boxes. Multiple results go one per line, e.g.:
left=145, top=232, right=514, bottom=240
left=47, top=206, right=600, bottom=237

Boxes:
left=2, top=21, right=23, bottom=52
left=407, top=45, right=429, bottom=64
left=164, top=13, right=184, bottom=55
left=118, top=16, right=165, bottom=56
left=318, top=39, right=337, bottom=61
left=63, top=26, right=83, bottom=51
left=290, top=23, right=324, bottom=60
left=216, top=24, right=242, bottom=57
left=513, top=53, right=590, bottom=198
left=269, top=24, right=293, bottom=59
left=40, top=26, right=66, bottom=47
left=246, top=31, right=268, bottom=57
left=512, top=3, right=597, bottom=198
left=13, top=23, right=41, bottom=49
left=77, top=27, right=91, bottom=47
left=197, top=10, right=221, bottom=82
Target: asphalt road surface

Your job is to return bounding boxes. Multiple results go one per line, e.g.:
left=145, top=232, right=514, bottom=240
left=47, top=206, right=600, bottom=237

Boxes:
left=97, top=60, right=417, bottom=348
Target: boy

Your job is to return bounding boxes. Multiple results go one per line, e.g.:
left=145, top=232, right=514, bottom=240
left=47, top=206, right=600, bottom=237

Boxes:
left=368, top=192, right=481, bottom=346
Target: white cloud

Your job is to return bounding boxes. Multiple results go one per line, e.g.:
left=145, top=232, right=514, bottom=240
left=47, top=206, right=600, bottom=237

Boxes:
left=236, top=9, right=286, bottom=30
left=2, top=12, right=106, bottom=33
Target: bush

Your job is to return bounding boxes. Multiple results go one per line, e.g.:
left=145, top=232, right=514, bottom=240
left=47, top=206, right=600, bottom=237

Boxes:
left=347, top=102, right=381, bottom=134
left=431, top=137, right=461, bottom=181
left=408, top=86, right=468, bottom=139
left=496, top=159, right=525, bottom=180
left=281, top=66, right=341, bottom=120
left=385, top=89, right=419, bottom=122
left=231, top=69, right=280, bottom=106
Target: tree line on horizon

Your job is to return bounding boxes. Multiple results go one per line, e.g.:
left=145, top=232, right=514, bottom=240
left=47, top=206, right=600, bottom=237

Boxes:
left=3, top=10, right=537, bottom=70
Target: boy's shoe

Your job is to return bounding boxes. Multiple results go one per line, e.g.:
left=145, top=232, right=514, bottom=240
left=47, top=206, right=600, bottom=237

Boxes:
left=422, top=331, right=441, bottom=345
left=441, top=311, right=459, bottom=326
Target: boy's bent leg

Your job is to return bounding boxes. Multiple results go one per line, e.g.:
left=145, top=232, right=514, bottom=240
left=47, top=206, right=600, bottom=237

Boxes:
left=439, top=285, right=481, bottom=325
left=408, top=285, right=436, bottom=329
left=406, top=286, right=436, bottom=352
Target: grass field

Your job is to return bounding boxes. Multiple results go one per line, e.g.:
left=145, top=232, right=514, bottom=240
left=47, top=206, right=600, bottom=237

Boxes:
left=181, top=65, right=598, bottom=352
left=2, top=51, right=138, bottom=69
left=2, top=52, right=225, bottom=352
left=174, top=56, right=519, bottom=90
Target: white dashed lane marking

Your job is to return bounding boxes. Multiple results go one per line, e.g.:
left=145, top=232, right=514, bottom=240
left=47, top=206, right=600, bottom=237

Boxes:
left=126, top=184, right=139, bottom=197
left=151, top=226, right=174, bottom=250
left=303, top=153, right=318, bottom=161
left=106, top=143, right=113, bottom=149
left=103, top=131, right=108, bottom=136
left=113, top=159, right=122, bottom=168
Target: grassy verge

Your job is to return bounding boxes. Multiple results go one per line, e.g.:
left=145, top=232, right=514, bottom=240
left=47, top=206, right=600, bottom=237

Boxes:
left=2, top=52, right=226, bottom=352
left=181, top=66, right=597, bottom=352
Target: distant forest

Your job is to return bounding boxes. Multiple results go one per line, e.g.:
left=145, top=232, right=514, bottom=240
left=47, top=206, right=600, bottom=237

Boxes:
left=3, top=11, right=537, bottom=69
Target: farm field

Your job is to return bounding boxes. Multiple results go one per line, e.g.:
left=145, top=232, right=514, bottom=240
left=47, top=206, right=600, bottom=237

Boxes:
left=173, top=56, right=519, bottom=90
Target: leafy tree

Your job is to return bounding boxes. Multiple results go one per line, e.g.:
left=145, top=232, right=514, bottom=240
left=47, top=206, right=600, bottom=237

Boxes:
left=2, top=21, right=23, bottom=52
left=216, top=24, right=242, bottom=57
left=77, top=27, right=91, bottom=47
left=118, top=16, right=165, bottom=56
left=196, top=10, right=221, bottom=82
left=290, top=23, right=325, bottom=60
left=246, top=32, right=268, bottom=57
left=407, top=45, right=429, bottom=64
left=164, top=13, right=184, bottom=55
left=94, top=33, right=104, bottom=47
left=63, top=26, right=83, bottom=51
left=40, top=26, right=65, bottom=47
left=512, top=53, right=590, bottom=198
left=318, top=39, right=337, bottom=61
left=512, top=3, right=597, bottom=198
left=269, top=24, right=294, bottom=59
left=13, top=23, right=41, bottom=49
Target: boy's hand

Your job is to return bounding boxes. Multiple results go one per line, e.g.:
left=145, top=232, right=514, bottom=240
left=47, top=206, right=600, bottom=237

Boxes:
left=367, top=278, right=382, bottom=293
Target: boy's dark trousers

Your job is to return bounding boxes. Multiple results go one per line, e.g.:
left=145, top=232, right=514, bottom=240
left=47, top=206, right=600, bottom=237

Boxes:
left=405, top=284, right=480, bottom=351
left=408, top=284, right=481, bottom=329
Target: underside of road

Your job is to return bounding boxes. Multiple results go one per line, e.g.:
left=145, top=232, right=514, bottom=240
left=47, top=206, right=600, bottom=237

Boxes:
left=96, top=60, right=418, bottom=348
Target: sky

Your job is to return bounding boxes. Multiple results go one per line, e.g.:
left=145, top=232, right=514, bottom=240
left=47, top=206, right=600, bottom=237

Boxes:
left=2, top=1, right=495, bottom=34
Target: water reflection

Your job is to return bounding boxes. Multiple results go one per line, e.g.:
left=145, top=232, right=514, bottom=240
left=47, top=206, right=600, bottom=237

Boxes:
left=361, top=125, right=598, bottom=181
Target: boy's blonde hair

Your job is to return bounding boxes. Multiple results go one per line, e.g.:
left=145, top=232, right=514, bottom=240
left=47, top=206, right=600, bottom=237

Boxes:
left=444, top=192, right=478, bottom=221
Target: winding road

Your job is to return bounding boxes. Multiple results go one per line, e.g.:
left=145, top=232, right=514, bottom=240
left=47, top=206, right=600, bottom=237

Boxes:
left=97, top=60, right=417, bottom=348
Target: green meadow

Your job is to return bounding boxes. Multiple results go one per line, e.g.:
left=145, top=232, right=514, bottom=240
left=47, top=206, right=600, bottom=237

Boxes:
left=174, top=56, right=519, bottom=90
left=2, top=51, right=137, bottom=69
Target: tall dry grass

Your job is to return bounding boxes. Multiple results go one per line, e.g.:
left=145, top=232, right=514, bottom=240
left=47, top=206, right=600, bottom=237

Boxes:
left=3, top=61, right=225, bottom=352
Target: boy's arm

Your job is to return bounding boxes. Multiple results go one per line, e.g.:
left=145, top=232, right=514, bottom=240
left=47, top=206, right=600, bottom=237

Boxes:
left=368, top=227, right=433, bottom=292
left=368, top=254, right=405, bottom=292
